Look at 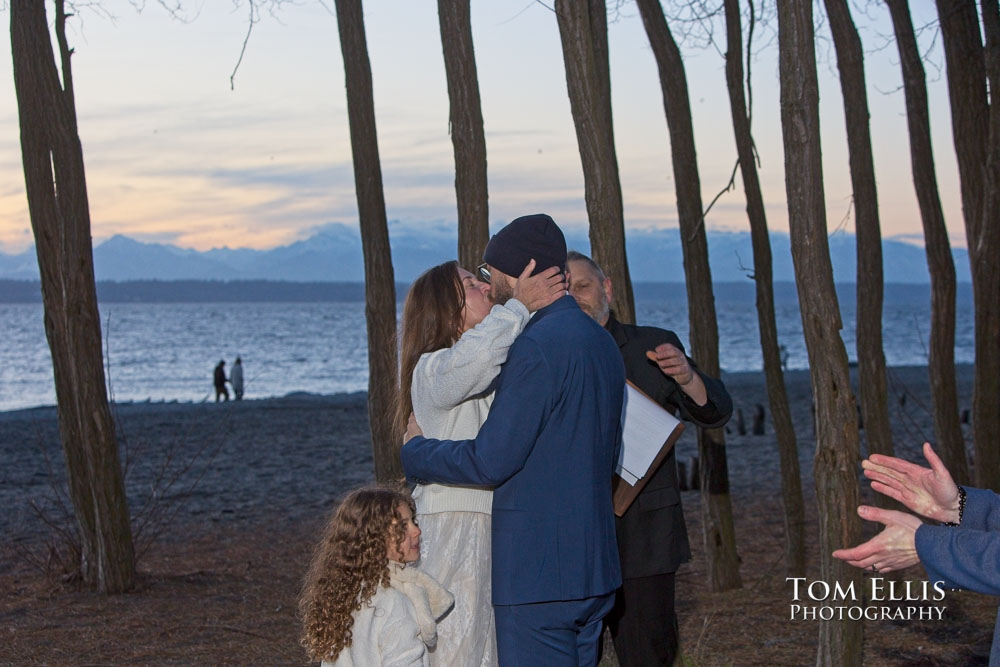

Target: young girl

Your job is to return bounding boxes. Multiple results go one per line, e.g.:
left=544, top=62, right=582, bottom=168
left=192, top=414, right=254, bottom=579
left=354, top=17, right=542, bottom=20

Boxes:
left=300, top=487, right=454, bottom=666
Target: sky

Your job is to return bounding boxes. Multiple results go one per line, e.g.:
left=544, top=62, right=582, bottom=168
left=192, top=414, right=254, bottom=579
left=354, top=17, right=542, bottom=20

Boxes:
left=0, top=0, right=967, bottom=255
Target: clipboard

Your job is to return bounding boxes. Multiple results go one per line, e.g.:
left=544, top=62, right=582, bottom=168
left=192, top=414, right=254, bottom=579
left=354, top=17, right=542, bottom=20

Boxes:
left=612, top=380, right=685, bottom=516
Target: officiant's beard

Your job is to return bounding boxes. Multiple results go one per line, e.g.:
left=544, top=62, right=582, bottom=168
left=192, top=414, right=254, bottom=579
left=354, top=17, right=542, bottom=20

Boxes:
left=580, top=299, right=609, bottom=326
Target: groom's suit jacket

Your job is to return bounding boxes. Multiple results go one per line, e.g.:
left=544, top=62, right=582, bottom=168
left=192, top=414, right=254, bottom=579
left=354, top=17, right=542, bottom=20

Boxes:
left=401, top=294, right=625, bottom=606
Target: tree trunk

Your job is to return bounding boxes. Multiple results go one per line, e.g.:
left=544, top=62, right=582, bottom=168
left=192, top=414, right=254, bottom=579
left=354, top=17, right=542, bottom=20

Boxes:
left=978, top=0, right=1000, bottom=487
left=885, top=0, right=968, bottom=485
left=777, top=1, right=863, bottom=663
left=334, top=0, right=401, bottom=482
left=637, top=0, right=741, bottom=592
left=554, top=0, right=636, bottom=324
left=10, top=0, right=135, bottom=593
left=437, top=0, right=489, bottom=270
left=723, top=0, right=805, bottom=579
left=823, top=0, right=895, bottom=481
left=935, top=0, right=1000, bottom=491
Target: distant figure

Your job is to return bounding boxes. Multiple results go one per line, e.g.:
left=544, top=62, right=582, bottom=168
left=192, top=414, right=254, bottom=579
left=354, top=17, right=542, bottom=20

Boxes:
left=779, top=344, right=789, bottom=372
left=231, top=357, right=244, bottom=400
left=753, top=403, right=767, bottom=436
left=214, top=360, right=229, bottom=402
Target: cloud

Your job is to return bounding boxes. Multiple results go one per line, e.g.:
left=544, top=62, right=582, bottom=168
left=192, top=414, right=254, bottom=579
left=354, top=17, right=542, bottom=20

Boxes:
left=198, top=163, right=352, bottom=190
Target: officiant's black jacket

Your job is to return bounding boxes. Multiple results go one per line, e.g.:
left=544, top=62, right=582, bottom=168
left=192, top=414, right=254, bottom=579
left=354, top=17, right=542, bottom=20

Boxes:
left=606, top=313, right=733, bottom=579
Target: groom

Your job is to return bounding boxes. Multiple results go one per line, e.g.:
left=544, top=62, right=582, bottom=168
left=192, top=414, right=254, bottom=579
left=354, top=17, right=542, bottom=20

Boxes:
left=402, top=213, right=624, bottom=666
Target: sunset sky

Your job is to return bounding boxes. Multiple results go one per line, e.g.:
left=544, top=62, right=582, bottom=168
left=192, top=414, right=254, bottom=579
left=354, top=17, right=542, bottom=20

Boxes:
left=0, top=1, right=967, bottom=255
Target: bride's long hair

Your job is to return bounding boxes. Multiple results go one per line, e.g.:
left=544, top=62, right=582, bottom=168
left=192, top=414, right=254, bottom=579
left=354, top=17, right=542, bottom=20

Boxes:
left=393, top=261, right=466, bottom=443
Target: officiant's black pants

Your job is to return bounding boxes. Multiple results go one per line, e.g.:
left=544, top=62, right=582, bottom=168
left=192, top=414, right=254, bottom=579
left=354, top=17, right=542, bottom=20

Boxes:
left=605, top=572, right=679, bottom=667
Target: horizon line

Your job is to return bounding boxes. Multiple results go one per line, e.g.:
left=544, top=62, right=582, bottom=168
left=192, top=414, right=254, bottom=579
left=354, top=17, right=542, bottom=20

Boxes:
left=0, top=225, right=957, bottom=257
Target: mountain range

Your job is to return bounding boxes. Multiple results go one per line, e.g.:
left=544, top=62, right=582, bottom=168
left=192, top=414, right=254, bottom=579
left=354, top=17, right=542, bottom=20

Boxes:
left=0, top=222, right=971, bottom=284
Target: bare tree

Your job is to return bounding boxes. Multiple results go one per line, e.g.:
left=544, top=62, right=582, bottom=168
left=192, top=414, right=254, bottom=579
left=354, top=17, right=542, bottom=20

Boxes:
left=884, top=0, right=968, bottom=484
left=636, top=0, right=741, bottom=592
left=10, top=0, right=135, bottom=593
left=777, top=0, right=863, bottom=663
left=935, top=0, right=1000, bottom=491
left=438, top=0, right=490, bottom=269
left=722, top=0, right=804, bottom=578
left=554, top=0, right=636, bottom=324
left=979, top=0, right=1000, bottom=475
left=334, top=0, right=401, bottom=482
left=822, top=0, right=894, bottom=477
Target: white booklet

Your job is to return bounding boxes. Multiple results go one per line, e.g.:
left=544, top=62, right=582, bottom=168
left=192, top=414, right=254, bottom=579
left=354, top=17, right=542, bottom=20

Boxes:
left=613, top=381, right=685, bottom=515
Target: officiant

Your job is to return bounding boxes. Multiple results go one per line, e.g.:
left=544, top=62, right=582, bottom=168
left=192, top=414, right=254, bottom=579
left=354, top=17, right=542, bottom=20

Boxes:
left=567, top=251, right=733, bottom=667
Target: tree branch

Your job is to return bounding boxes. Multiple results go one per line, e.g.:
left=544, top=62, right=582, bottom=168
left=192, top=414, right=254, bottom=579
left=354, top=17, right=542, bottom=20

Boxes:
left=690, top=157, right=740, bottom=244
left=230, top=1, right=257, bottom=90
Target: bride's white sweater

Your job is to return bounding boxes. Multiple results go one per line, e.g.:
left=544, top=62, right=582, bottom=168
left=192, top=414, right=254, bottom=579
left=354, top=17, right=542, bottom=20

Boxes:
left=409, top=299, right=530, bottom=516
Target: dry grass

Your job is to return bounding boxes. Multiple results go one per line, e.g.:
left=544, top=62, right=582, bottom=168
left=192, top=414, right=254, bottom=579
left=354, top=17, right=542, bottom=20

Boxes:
left=671, top=492, right=995, bottom=666
left=1, top=519, right=316, bottom=665
left=3, top=493, right=994, bottom=666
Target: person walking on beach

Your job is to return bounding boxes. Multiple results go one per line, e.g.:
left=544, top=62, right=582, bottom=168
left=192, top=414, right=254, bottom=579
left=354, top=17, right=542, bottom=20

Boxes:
left=213, top=360, right=229, bottom=402
left=401, top=214, right=625, bottom=666
left=567, top=251, right=733, bottom=667
left=231, top=357, right=244, bottom=400
left=395, top=256, right=563, bottom=666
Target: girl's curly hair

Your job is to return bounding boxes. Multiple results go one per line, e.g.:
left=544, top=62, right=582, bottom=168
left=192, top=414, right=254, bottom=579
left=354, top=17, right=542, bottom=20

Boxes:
left=299, top=485, right=416, bottom=662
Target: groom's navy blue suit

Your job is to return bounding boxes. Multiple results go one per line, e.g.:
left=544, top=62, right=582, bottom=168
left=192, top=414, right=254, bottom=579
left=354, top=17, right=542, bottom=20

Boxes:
left=402, top=294, right=624, bottom=665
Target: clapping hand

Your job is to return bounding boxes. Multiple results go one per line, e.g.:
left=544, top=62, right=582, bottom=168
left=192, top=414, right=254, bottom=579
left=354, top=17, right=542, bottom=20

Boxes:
left=863, top=442, right=961, bottom=524
left=512, top=259, right=566, bottom=312
left=404, top=412, right=423, bottom=444
left=832, top=505, right=923, bottom=574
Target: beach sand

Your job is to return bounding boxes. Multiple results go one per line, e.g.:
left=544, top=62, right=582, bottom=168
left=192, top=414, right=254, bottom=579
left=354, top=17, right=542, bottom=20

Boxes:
left=1, top=365, right=995, bottom=664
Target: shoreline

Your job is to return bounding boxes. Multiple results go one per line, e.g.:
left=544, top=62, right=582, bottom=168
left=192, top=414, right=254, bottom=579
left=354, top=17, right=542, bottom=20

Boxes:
left=0, top=389, right=369, bottom=420
left=0, top=362, right=973, bottom=417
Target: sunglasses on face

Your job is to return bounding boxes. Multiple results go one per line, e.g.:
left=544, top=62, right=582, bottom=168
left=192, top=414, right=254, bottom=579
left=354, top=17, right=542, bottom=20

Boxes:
left=476, top=263, right=491, bottom=284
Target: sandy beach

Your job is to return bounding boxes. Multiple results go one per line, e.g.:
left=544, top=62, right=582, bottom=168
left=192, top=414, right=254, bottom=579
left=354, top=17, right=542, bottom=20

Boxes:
left=2, top=364, right=995, bottom=664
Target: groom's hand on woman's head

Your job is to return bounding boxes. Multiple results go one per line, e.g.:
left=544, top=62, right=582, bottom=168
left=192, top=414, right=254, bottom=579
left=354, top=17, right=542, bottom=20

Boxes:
left=404, top=412, right=423, bottom=444
left=513, top=259, right=566, bottom=312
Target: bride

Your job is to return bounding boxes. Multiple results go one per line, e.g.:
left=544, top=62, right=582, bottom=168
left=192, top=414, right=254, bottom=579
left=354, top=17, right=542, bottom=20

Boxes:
left=394, top=258, right=563, bottom=666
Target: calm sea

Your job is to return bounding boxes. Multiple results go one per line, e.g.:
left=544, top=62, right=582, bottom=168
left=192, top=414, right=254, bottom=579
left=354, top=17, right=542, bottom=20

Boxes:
left=0, top=283, right=976, bottom=412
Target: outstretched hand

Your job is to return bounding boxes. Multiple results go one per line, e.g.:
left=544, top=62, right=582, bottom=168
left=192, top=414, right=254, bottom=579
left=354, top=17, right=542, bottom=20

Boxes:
left=832, top=505, right=923, bottom=574
left=645, top=343, right=709, bottom=406
left=404, top=412, right=423, bottom=444
left=863, top=442, right=961, bottom=524
left=512, top=259, right=566, bottom=312
left=646, top=344, right=694, bottom=387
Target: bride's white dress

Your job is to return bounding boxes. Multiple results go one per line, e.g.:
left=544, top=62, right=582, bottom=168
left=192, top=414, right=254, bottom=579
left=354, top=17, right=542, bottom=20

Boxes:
left=417, top=511, right=495, bottom=666
left=409, top=299, right=530, bottom=667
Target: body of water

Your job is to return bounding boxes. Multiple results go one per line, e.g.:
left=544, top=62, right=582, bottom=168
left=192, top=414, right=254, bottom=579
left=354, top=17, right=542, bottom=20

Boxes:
left=0, top=284, right=976, bottom=411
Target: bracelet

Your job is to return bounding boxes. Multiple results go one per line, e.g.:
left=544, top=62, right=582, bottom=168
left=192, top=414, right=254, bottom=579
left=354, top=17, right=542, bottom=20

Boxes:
left=943, top=486, right=966, bottom=527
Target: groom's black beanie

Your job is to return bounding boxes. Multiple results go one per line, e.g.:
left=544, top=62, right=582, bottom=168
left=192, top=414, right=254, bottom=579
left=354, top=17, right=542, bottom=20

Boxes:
left=482, top=213, right=567, bottom=278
